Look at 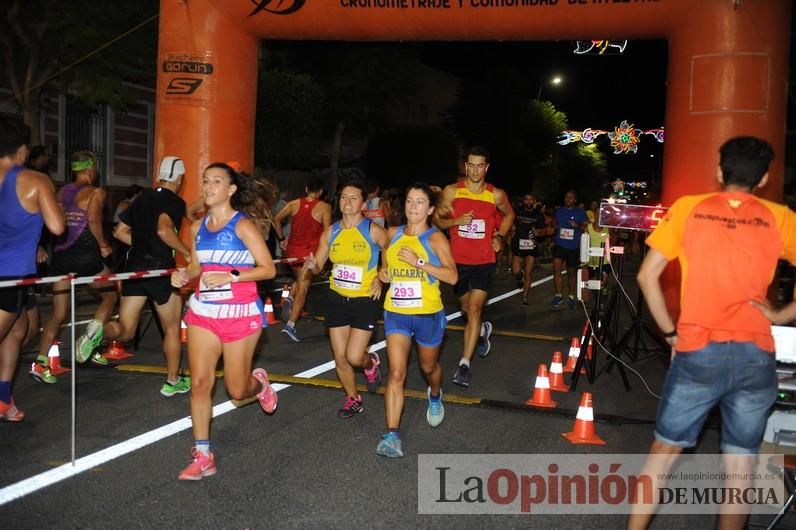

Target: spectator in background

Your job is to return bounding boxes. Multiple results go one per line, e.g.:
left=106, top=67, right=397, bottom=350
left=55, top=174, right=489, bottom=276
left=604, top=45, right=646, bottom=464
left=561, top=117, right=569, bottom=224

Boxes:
left=362, top=179, right=387, bottom=227
left=27, top=145, right=51, bottom=176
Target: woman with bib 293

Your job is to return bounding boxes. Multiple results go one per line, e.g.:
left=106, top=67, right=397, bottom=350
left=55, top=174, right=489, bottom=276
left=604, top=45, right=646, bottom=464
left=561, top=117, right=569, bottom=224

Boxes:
left=377, top=183, right=457, bottom=458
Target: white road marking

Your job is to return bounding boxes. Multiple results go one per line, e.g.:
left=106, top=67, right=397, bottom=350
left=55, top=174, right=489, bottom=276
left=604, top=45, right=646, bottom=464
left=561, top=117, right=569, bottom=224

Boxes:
left=0, top=273, right=554, bottom=506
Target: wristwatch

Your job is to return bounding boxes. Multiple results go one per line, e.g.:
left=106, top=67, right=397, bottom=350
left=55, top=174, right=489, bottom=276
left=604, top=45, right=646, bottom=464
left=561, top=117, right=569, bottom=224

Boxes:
left=230, top=269, right=240, bottom=282
left=416, top=258, right=425, bottom=268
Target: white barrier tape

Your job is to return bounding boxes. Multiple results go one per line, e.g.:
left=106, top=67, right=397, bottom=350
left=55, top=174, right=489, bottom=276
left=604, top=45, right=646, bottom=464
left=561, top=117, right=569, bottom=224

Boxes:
left=0, top=274, right=74, bottom=289
left=0, top=257, right=305, bottom=289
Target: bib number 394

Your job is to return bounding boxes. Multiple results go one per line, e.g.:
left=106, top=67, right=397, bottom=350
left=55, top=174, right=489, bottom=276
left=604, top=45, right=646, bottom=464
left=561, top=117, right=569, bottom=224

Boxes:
left=333, top=264, right=363, bottom=290
left=391, top=280, right=422, bottom=308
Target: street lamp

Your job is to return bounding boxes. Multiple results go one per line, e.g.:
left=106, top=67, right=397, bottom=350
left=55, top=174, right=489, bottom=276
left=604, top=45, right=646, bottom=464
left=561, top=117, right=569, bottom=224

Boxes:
left=537, top=75, right=563, bottom=100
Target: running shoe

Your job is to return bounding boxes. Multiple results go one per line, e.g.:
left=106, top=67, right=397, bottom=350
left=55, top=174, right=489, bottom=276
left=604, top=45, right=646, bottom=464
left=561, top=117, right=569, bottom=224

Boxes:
left=568, top=296, right=577, bottom=309
left=89, top=351, right=109, bottom=367
left=0, top=398, right=24, bottom=422
left=30, top=362, right=56, bottom=384
left=376, top=432, right=404, bottom=458
left=521, top=296, right=529, bottom=306
left=363, top=352, right=382, bottom=393
left=281, top=296, right=293, bottom=323
left=161, top=376, right=192, bottom=397
left=475, top=321, right=493, bottom=359
left=178, top=449, right=216, bottom=481
left=76, top=320, right=104, bottom=363
left=426, top=387, right=445, bottom=427
left=452, top=364, right=471, bottom=388
left=337, top=394, right=363, bottom=418
left=281, top=323, right=300, bottom=343
left=551, top=294, right=563, bottom=309
left=252, top=368, right=278, bottom=414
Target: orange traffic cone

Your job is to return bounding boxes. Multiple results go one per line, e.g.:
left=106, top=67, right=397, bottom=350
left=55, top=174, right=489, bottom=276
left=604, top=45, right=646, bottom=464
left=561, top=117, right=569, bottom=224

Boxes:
left=47, top=341, right=71, bottom=376
left=278, top=284, right=291, bottom=307
left=586, top=336, right=594, bottom=360
left=525, top=364, right=558, bottom=408
left=562, top=392, right=606, bottom=445
left=104, top=340, right=134, bottom=361
left=180, top=319, right=188, bottom=343
left=563, top=337, right=587, bottom=375
left=548, top=351, right=569, bottom=392
left=264, top=297, right=278, bottom=326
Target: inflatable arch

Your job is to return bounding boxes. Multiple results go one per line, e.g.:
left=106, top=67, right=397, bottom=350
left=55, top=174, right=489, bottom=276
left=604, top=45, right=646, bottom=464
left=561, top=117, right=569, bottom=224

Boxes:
left=155, top=0, right=790, bottom=207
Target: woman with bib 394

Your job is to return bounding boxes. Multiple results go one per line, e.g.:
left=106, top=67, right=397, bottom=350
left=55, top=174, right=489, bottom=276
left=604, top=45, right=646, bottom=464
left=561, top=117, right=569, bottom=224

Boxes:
left=171, top=163, right=278, bottom=481
left=303, top=180, right=389, bottom=418
left=377, top=183, right=457, bottom=458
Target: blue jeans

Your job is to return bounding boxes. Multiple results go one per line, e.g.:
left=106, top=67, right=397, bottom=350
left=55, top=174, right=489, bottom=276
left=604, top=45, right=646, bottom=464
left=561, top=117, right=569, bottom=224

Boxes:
left=655, top=341, right=776, bottom=454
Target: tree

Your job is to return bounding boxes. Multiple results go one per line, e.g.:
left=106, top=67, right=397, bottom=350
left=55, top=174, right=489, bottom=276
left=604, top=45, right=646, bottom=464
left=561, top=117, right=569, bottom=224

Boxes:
left=255, top=69, right=324, bottom=169
left=365, top=125, right=459, bottom=188
left=0, top=0, right=158, bottom=143
left=268, top=41, right=421, bottom=192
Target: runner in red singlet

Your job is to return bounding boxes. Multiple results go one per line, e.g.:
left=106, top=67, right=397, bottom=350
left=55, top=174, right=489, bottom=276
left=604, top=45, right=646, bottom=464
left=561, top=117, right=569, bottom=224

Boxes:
left=273, top=179, right=331, bottom=342
left=435, top=146, right=514, bottom=388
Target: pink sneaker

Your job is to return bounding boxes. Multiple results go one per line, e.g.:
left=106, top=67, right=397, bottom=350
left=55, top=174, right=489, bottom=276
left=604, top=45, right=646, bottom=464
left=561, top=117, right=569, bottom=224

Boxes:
left=252, top=368, right=277, bottom=414
left=363, top=352, right=382, bottom=393
left=178, top=449, right=216, bottom=481
left=0, top=399, right=24, bottom=422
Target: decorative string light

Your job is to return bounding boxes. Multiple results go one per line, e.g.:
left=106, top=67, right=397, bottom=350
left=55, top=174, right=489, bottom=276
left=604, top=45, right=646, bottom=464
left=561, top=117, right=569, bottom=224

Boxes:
left=558, top=120, right=664, bottom=155
left=573, top=40, right=628, bottom=55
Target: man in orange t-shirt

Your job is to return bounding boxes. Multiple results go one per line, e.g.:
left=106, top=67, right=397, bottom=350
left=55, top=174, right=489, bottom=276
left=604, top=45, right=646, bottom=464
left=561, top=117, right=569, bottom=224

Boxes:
left=628, top=137, right=796, bottom=530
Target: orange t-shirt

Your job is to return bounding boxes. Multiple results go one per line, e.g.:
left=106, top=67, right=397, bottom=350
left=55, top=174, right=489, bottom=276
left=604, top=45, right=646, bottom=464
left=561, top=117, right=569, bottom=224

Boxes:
left=646, top=191, right=796, bottom=352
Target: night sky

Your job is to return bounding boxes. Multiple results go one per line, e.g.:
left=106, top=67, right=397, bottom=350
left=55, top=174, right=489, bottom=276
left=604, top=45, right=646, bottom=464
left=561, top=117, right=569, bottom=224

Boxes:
left=420, top=39, right=668, bottom=185
left=422, top=39, right=668, bottom=129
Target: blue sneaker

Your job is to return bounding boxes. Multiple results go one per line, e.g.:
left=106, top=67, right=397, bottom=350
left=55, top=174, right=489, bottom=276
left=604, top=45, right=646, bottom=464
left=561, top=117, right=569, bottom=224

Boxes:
left=281, top=323, right=300, bottom=343
left=452, top=364, right=471, bottom=388
left=475, top=321, right=493, bottom=359
left=551, top=294, right=563, bottom=308
left=281, top=296, right=293, bottom=323
left=568, top=296, right=577, bottom=309
left=376, top=432, right=404, bottom=458
left=426, top=387, right=444, bottom=427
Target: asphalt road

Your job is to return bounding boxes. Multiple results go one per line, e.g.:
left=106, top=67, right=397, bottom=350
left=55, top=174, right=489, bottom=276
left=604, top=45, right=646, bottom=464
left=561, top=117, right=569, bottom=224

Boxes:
left=0, top=261, right=786, bottom=529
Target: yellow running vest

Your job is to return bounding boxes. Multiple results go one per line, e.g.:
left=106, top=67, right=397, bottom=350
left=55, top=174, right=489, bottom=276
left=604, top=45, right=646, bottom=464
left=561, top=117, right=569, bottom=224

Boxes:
left=384, top=226, right=443, bottom=314
left=328, top=218, right=380, bottom=298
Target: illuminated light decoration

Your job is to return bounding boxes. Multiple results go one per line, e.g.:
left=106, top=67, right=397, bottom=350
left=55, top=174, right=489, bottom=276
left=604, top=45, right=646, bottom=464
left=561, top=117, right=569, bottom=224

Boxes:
left=558, top=122, right=664, bottom=154
left=573, top=40, right=628, bottom=55
left=608, top=120, right=642, bottom=154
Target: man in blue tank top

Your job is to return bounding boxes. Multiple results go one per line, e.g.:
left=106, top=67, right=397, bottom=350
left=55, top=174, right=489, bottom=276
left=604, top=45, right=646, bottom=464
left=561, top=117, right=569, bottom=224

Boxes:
left=0, top=118, right=65, bottom=421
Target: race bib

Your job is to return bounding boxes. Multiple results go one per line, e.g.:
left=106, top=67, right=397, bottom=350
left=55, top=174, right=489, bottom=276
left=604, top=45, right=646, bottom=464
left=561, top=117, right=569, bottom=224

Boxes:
left=198, top=276, right=232, bottom=302
left=390, top=280, right=422, bottom=308
left=458, top=218, right=486, bottom=239
left=332, top=263, right=363, bottom=290
left=518, top=238, right=535, bottom=250
left=559, top=228, right=575, bottom=241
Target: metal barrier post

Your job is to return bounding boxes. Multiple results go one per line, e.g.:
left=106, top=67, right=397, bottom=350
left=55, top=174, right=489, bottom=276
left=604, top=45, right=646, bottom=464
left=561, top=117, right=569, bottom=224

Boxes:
left=70, top=278, right=76, bottom=466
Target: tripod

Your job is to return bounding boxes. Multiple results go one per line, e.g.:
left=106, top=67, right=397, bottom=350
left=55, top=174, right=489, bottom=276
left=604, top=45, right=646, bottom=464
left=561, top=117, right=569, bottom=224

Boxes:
left=569, top=242, right=632, bottom=392
left=601, top=242, right=670, bottom=374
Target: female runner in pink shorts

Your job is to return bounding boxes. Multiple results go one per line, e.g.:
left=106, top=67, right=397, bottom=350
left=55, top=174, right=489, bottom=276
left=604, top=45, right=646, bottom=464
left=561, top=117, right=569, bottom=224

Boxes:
left=171, top=162, right=278, bottom=481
